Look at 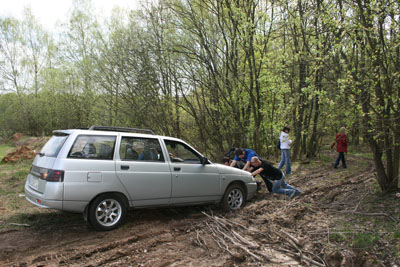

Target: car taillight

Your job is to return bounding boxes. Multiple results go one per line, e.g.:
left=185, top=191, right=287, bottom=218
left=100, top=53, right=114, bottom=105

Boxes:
left=40, top=168, right=64, bottom=182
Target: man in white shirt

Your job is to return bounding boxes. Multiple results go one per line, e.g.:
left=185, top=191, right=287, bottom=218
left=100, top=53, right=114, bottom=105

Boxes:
left=278, top=126, right=292, bottom=175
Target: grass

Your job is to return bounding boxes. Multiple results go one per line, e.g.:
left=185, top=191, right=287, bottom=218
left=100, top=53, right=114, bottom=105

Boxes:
left=0, top=161, right=31, bottom=228
left=352, top=151, right=374, bottom=159
left=319, top=154, right=333, bottom=164
left=352, top=232, right=380, bottom=249
left=0, top=159, right=34, bottom=229
left=315, top=149, right=400, bottom=265
left=327, top=223, right=384, bottom=250
left=327, top=185, right=400, bottom=263
left=0, top=157, right=84, bottom=231
left=331, top=230, right=381, bottom=249
left=0, top=162, right=30, bottom=191
left=0, top=143, right=15, bottom=159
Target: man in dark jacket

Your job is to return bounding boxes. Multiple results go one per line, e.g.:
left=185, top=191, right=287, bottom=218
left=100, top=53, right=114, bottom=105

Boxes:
left=250, top=157, right=300, bottom=198
left=223, top=148, right=263, bottom=190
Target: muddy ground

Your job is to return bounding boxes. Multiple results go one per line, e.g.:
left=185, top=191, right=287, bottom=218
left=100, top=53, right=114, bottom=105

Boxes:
left=0, top=152, right=399, bottom=266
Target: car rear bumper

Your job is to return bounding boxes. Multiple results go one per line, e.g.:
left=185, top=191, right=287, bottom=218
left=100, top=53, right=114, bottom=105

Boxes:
left=24, top=182, right=63, bottom=210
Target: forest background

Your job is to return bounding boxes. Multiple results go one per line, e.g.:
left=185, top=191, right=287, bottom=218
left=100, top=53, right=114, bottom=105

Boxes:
left=0, top=0, right=399, bottom=193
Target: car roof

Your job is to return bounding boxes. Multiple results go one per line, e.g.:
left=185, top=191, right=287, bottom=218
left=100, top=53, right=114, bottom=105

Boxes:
left=53, top=129, right=181, bottom=141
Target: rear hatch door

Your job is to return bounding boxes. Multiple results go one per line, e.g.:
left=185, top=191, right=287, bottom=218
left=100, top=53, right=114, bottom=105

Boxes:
left=27, top=133, right=69, bottom=194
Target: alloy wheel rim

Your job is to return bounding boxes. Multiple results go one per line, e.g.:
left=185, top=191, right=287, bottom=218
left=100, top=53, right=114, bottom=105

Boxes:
left=227, top=189, right=243, bottom=210
left=96, top=199, right=122, bottom=227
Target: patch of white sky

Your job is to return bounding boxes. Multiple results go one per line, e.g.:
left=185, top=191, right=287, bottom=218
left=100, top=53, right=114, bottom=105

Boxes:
left=0, top=0, right=143, bottom=31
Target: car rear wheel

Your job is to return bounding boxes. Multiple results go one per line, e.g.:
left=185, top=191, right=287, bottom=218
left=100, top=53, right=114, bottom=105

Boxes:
left=89, top=194, right=127, bottom=231
left=222, top=184, right=246, bottom=211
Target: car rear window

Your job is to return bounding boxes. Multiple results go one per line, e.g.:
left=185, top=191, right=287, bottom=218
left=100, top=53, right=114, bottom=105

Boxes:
left=68, top=135, right=116, bottom=160
left=40, top=134, right=69, bottom=158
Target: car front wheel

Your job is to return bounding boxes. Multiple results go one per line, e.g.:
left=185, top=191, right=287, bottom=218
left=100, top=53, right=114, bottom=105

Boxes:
left=222, top=184, right=246, bottom=211
left=89, top=194, right=127, bottom=231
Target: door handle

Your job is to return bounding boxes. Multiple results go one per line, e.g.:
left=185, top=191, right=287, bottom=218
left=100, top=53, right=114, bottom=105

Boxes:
left=121, top=165, right=130, bottom=170
left=174, top=167, right=181, bottom=171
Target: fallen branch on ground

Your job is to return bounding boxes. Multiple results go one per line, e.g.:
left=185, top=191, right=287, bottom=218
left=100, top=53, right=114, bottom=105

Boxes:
left=198, top=212, right=326, bottom=266
left=339, top=211, right=399, bottom=222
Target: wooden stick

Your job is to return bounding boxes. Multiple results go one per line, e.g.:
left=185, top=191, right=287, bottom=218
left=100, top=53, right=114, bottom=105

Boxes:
left=277, top=248, right=326, bottom=267
left=9, top=222, right=31, bottom=227
left=341, top=211, right=399, bottom=222
left=231, top=229, right=259, bottom=248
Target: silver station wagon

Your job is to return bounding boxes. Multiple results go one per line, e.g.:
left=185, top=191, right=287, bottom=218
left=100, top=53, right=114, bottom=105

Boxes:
left=25, top=126, right=257, bottom=231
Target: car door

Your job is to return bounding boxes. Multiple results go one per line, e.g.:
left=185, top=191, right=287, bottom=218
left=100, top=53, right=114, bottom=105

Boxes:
left=63, top=134, right=120, bottom=209
left=115, top=136, right=172, bottom=207
left=163, top=139, right=221, bottom=204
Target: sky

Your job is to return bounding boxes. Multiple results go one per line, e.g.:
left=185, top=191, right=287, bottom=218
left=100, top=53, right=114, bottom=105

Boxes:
left=0, top=0, right=142, bottom=30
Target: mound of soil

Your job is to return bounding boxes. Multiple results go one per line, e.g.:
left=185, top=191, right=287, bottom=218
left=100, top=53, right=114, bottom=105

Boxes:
left=2, top=135, right=49, bottom=163
left=18, top=136, right=49, bottom=149
left=12, top=133, right=23, bottom=141
left=1, top=146, right=36, bottom=163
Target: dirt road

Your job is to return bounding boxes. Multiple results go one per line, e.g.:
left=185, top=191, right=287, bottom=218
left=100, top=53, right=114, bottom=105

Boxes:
left=0, top=154, right=398, bottom=266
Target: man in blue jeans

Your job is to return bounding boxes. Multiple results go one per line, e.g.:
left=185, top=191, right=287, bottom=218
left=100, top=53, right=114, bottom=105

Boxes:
left=230, top=148, right=258, bottom=171
left=250, top=157, right=300, bottom=198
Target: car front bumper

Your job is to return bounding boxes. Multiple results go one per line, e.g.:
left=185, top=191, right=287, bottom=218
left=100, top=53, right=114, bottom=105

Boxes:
left=246, top=182, right=258, bottom=200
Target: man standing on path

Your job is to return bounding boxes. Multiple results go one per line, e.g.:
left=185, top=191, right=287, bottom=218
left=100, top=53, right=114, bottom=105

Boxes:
left=278, top=126, right=292, bottom=175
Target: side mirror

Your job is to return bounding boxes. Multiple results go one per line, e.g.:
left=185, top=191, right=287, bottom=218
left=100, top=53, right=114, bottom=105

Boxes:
left=200, top=157, right=209, bottom=165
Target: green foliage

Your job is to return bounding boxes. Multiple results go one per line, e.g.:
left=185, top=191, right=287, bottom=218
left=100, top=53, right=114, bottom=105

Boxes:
left=329, top=232, right=345, bottom=243
left=0, top=144, right=15, bottom=158
left=394, top=232, right=400, bottom=239
left=351, top=233, right=380, bottom=249
left=0, top=0, right=398, bottom=190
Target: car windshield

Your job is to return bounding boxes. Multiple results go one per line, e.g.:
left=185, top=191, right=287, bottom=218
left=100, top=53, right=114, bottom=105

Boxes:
left=40, top=134, right=69, bottom=157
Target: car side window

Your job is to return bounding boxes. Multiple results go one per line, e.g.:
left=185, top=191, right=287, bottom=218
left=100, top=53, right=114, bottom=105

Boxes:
left=120, top=137, right=164, bottom=162
left=164, top=140, right=201, bottom=164
left=68, top=135, right=116, bottom=160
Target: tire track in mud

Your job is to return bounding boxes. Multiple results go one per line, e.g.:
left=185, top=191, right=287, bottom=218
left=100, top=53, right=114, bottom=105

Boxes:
left=290, top=155, right=375, bottom=202
left=11, top=209, right=211, bottom=266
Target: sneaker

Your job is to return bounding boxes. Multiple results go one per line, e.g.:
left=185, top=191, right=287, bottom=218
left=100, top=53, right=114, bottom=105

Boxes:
left=333, top=166, right=338, bottom=169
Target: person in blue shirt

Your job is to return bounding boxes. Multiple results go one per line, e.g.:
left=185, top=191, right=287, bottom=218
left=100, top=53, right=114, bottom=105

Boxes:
left=230, top=148, right=258, bottom=171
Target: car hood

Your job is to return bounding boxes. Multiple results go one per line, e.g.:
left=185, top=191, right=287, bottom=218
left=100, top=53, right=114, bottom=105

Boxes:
left=215, top=163, right=251, bottom=176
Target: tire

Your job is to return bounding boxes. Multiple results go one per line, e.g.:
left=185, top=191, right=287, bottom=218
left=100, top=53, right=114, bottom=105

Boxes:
left=89, top=194, right=127, bottom=231
left=222, top=184, right=246, bottom=211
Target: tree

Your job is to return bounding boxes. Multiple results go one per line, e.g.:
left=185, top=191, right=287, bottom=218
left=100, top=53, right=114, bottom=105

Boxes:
left=338, top=0, right=399, bottom=192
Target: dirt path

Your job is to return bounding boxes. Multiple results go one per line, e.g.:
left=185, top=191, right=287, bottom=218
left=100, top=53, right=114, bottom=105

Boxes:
left=0, top=153, right=396, bottom=266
